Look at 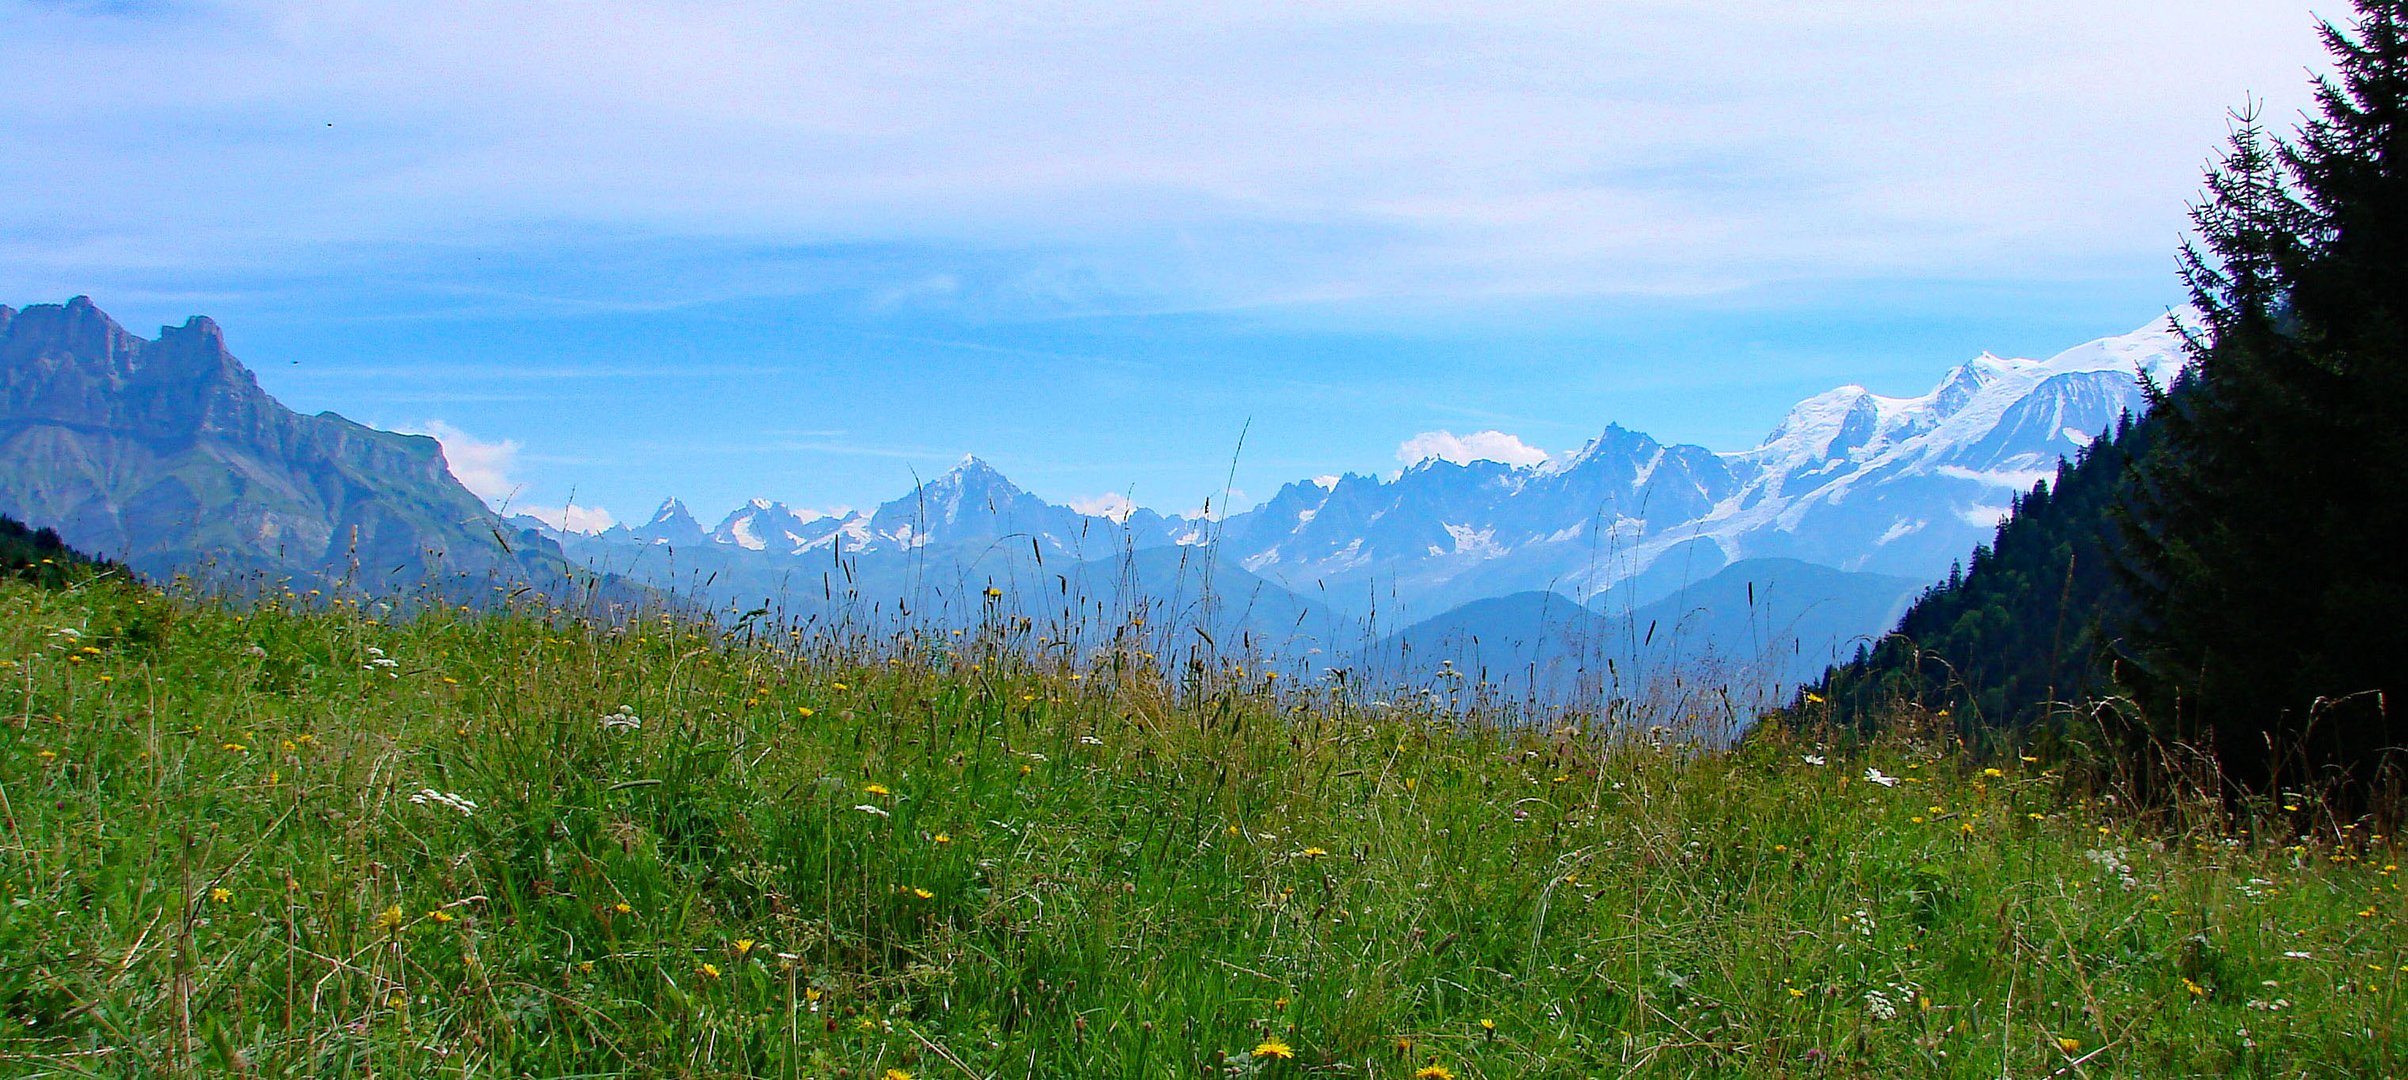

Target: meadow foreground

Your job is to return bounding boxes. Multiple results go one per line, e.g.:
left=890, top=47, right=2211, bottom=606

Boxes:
left=0, top=578, right=2398, bottom=1077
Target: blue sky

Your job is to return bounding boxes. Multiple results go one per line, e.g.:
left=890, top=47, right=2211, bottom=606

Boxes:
left=0, top=1, right=2330, bottom=529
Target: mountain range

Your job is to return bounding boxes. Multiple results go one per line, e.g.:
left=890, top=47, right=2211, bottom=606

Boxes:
left=0, top=295, right=2183, bottom=699
left=545, top=314, right=2182, bottom=649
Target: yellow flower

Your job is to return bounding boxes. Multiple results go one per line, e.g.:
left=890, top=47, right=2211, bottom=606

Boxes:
left=222, top=742, right=248, bottom=753
left=699, top=962, right=721, bottom=979
left=883, top=1070, right=913, bottom=1080
left=613, top=902, right=633, bottom=914
left=865, top=783, right=891, bottom=796
left=1479, top=1018, right=1496, bottom=1033
left=429, top=910, right=456, bottom=923
left=2057, top=1036, right=2082, bottom=1054
left=1786, top=987, right=1805, bottom=998
left=1252, top=1038, right=1295, bottom=1060
left=1299, top=847, right=1329, bottom=859
left=36, top=749, right=56, bottom=762
left=1804, top=692, right=1825, bottom=704
left=912, top=887, right=934, bottom=899
left=933, top=833, right=952, bottom=844
left=983, top=587, right=1003, bottom=598
left=1415, top=1066, right=1455, bottom=1080
left=831, top=682, right=849, bottom=691
left=733, top=938, right=756, bottom=956
left=209, top=886, right=232, bottom=903
left=1392, top=1037, right=1414, bottom=1053
left=1983, top=767, right=2004, bottom=778
left=796, top=706, right=814, bottom=718
left=2183, top=978, right=2206, bottom=996
left=374, top=905, right=406, bottom=931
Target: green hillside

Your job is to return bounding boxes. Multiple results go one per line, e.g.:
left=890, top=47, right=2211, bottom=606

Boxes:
left=0, top=576, right=2397, bottom=1077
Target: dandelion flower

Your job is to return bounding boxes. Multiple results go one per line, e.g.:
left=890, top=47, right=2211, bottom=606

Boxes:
left=1983, top=767, right=2004, bottom=778
left=912, top=887, right=934, bottom=899
left=613, top=901, right=633, bottom=914
left=1415, top=1066, right=1455, bottom=1080
left=883, top=1070, right=913, bottom=1080
left=1299, top=847, right=1329, bottom=859
left=1479, top=1018, right=1496, bottom=1034
left=864, top=783, right=891, bottom=796
left=831, top=682, right=849, bottom=691
left=932, top=833, right=952, bottom=844
left=1252, top=1038, right=1295, bottom=1060
left=429, top=910, right=456, bottom=923
left=699, top=963, right=721, bottom=979
left=209, top=886, right=232, bottom=903
left=2057, top=1037, right=2082, bottom=1054
left=796, top=706, right=815, bottom=718
left=733, top=938, right=756, bottom=956
left=374, top=905, right=406, bottom=931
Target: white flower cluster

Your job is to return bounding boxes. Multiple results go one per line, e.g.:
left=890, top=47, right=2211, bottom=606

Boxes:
left=1863, top=989, right=1899, bottom=1021
left=1864, top=767, right=1901, bottom=787
left=1802, top=754, right=1827, bottom=767
left=601, top=705, right=641, bottom=732
left=2084, top=846, right=2140, bottom=890
left=411, top=788, right=477, bottom=816
left=363, top=646, right=399, bottom=672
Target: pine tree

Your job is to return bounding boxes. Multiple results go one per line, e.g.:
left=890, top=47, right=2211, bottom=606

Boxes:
left=2121, top=2, right=2408, bottom=796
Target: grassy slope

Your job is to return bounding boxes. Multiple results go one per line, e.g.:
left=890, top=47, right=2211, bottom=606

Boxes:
left=0, top=578, right=2399, bottom=1078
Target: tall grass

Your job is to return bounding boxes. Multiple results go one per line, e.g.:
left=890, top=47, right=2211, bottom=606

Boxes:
left=0, top=575, right=2398, bottom=1077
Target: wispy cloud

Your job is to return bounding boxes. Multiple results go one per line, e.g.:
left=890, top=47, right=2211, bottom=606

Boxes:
left=0, top=1, right=2325, bottom=315
left=401, top=420, right=521, bottom=504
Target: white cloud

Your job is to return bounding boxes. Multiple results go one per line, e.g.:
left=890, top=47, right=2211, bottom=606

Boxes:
left=408, top=420, right=521, bottom=504
left=0, top=2, right=2328, bottom=309
left=1068, top=492, right=1139, bottom=522
left=1396, top=429, right=1550, bottom=468
left=521, top=505, right=618, bottom=534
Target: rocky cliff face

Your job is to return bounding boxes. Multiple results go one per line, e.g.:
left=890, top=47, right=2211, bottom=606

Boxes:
left=0, top=297, right=573, bottom=594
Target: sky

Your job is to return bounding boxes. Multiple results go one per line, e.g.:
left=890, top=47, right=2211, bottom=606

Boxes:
left=0, top=1, right=2336, bottom=530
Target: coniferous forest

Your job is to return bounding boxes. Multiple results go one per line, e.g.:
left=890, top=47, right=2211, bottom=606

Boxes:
left=1806, top=0, right=2408, bottom=809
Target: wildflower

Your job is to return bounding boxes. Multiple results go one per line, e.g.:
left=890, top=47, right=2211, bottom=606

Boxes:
left=1803, top=754, right=1826, bottom=766
left=613, top=902, right=633, bottom=914
left=1863, top=989, right=1898, bottom=1021
left=1415, top=1066, right=1455, bottom=1080
left=796, top=706, right=814, bottom=718
left=1804, top=691, right=1825, bottom=703
left=1478, top=1018, right=1496, bottom=1035
left=1865, top=768, right=1900, bottom=787
left=1786, top=987, right=1805, bottom=998
left=2184, top=978, right=2207, bottom=997
left=222, top=742, right=248, bottom=753
left=983, top=587, right=1003, bottom=598
left=831, top=682, right=849, bottom=691
left=932, top=833, right=952, bottom=844
left=1393, top=1037, right=1414, bottom=1053
left=429, top=910, right=456, bottom=923
left=1299, top=847, right=1330, bottom=859
left=36, top=749, right=56, bottom=762
left=865, top=783, right=892, bottom=796
left=209, top=887, right=232, bottom=903
left=911, top=887, right=934, bottom=899
left=733, top=938, right=756, bottom=956
left=601, top=705, right=641, bottom=732
left=854, top=804, right=890, bottom=818
left=1983, top=767, right=2004, bottom=778
left=2056, top=1037, right=2082, bottom=1054
left=375, top=905, right=406, bottom=931
left=1252, top=1038, right=1295, bottom=1060
left=699, top=963, right=722, bottom=979
left=883, top=1070, right=913, bottom=1080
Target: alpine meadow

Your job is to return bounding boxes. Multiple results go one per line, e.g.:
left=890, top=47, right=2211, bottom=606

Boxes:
left=1, top=2, right=2405, bottom=1078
